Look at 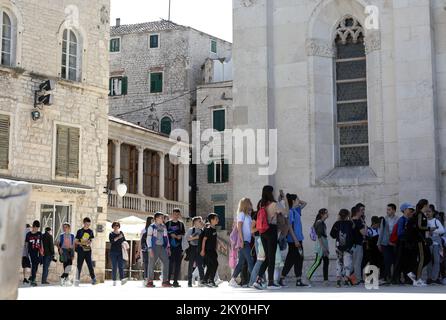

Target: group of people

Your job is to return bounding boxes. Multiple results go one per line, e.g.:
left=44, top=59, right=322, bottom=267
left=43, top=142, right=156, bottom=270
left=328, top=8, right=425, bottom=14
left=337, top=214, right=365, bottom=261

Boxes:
left=21, top=186, right=446, bottom=289
left=227, top=185, right=446, bottom=289
left=22, top=217, right=96, bottom=287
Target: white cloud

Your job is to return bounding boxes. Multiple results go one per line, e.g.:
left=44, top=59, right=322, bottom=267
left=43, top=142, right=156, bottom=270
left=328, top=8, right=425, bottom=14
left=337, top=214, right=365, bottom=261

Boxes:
left=110, top=0, right=233, bottom=42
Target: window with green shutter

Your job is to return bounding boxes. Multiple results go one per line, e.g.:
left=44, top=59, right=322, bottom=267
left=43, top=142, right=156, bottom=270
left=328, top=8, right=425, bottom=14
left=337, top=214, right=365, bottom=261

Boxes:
left=213, top=109, right=225, bottom=132
left=109, top=76, right=128, bottom=96
left=207, top=161, right=214, bottom=183
left=208, top=159, right=228, bottom=184
left=56, top=125, right=80, bottom=179
left=110, top=38, right=120, bottom=52
left=210, top=39, right=217, bottom=54
left=160, top=117, right=172, bottom=135
left=214, top=205, right=225, bottom=230
left=150, top=72, right=163, bottom=93
left=149, top=34, right=159, bottom=48
left=0, top=114, right=10, bottom=170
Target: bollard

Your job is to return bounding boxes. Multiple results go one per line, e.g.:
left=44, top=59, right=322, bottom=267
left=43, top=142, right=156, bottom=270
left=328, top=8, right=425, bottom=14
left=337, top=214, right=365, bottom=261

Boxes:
left=0, top=179, right=31, bottom=300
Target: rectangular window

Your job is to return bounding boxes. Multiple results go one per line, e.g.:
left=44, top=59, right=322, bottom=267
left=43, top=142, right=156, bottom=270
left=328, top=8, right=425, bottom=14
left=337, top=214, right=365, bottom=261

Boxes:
left=149, top=34, right=159, bottom=49
left=150, top=72, right=163, bottom=93
left=210, top=39, right=217, bottom=54
left=110, top=38, right=120, bottom=52
left=56, top=125, right=80, bottom=179
left=165, top=156, right=178, bottom=201
left=40, top=204, right=72, bottom=240
left=109, top=76, right=128, bottom=96
left=208, top=159, right=229, bottom=184
left=0, top=114, right=10, bottom=170
left=120, top=144, right=138, bottom=194
left=213, top=109, right=225, bottom=132
left=143, top=150, right=160, bottom=198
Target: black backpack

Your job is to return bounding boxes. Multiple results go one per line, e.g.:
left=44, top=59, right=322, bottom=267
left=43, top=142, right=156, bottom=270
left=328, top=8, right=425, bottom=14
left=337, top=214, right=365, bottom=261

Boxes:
left=332, top=221, right=354, bottom=251
left=140, top=226, right=149, bottom=251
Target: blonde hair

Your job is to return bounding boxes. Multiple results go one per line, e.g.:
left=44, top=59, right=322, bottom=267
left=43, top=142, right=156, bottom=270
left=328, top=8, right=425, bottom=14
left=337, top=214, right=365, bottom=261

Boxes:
left=237, top=198, right=253, bottom=216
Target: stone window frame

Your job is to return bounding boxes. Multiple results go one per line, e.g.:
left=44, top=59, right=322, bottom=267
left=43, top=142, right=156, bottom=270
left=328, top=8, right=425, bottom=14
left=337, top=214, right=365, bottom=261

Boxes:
left=210, top=39, right=217, bottom=54
left=110, top=36, right=121, bottom=53
left=149, top=33, right=160, bottom=49
left=160, top=116, right=173, bottom=135
left=39, top=203, right=73, bottom=241
left=0, top=110, right=12, bottom=174
left=211, top=107, right=226, bottom=132
left=0, top=5, right=22, bottom=68
left=52, top=121, right=83, bottom=183
left=306, top=4, right=384, bottom=187
left=57, top=22, right=87, bottom=83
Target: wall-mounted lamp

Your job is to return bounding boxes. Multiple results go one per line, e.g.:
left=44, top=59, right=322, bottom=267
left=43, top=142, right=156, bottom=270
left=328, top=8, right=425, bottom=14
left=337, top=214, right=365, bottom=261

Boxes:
left=104, top=176, right=127, bottom=197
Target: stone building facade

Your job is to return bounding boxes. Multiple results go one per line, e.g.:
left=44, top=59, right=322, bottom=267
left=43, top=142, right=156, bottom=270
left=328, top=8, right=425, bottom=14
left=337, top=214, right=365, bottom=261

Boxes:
left=196, top=80, right=234, bottom=229
left=0, top=0, right=110, bottom=282
left=232, top=0, right=446, bottom=268
left=109, top=19, right=232, bottom=135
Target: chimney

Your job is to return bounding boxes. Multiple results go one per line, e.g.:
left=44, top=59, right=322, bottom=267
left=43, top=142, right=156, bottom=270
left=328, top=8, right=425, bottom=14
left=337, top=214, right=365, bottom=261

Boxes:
left=116, top=18, right=121, bottom=27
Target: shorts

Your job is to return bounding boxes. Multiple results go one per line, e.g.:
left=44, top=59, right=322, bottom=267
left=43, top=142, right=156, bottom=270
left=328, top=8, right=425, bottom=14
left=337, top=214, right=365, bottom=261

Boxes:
left=22, top=256, right=31, bottom=269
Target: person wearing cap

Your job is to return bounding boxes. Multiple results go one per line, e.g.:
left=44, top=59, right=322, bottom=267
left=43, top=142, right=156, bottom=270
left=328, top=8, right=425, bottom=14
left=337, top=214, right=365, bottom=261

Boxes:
left=392, top=202, right=415, bottom=285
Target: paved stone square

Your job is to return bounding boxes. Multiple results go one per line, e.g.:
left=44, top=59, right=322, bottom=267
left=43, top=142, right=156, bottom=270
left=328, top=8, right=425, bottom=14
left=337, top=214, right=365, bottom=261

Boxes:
left=17, top=281, right=446, bottom=300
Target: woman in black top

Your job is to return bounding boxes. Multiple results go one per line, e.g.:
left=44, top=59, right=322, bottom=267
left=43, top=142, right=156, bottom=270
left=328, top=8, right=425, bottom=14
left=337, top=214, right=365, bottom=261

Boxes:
left=109, top=221, right=127, bottom=285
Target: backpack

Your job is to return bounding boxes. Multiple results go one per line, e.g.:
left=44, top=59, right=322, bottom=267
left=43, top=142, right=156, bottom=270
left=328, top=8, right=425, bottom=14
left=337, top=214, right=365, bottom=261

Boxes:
left=335, top=221, right=354, bottom=251
left=309, top=226, right=317, bottom=242
left=389, top=222, right=399, bottom=245
left=256, top=206, right=269, bottom=234
left=229, top=223, right=241, bottom=250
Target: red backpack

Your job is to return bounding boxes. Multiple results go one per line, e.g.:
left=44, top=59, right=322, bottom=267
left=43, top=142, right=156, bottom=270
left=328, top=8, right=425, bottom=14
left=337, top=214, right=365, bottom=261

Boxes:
left=389, top=222, right=399, bottom=245
left=256, top=206, right=269, bottom=234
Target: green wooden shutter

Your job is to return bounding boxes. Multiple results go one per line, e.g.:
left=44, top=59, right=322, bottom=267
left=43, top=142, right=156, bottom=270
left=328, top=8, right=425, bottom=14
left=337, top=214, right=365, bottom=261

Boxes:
left=207, top=161, right=214, bottom=183
left=56, top=126, right=69, bottom=177
left=160, top=117, right=172, bottom=135
left=211, top=40, right=217, bottom=54
left=213, top=109, right=225, bottom=131
left=150, top=73, right=163, bottom=93
left=150, top=35, right=158, bottom=48
left=109, top=78, right=112, bottom=96
left=68, top=127, right=80, bottom=178
left=222, top=160, right=229, bottom=183
left=121, top=76, right=128, bottom=95
left=0, top=115, right=10, bottom=169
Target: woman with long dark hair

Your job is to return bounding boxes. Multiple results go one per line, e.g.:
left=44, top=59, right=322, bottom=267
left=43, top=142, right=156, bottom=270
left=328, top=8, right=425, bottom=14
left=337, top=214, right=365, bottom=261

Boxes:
left=253, top=185, right=288, bottom=290
left=140, top=216, right=153, bottom=285
left=306, top=208, right=330, bottom=285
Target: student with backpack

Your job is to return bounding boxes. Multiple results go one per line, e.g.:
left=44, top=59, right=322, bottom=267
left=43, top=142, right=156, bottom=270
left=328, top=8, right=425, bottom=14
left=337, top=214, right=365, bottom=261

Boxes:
left=253, top=186, right=289, bottom=290
left=249, top=210, right=266, bottom=288
left=140, top=216, right=153, bottom=285
left=166, top=208, right=186, bottom=287
left=351, top=206, right=366, bottom=283
left=186, top=216, right=205, bottom=287
left=146, top=212, right=172, bottom=288
left=57, top=223, right=75, bottom=286
left=41, top=227, right=55, bottom=285
left=201, top=213, right=220, bottom=287
left=25, top=220, right=42, bottom=287
left=279, top=193, right=308, bottom=287
left=229, top=198, right=254, bottom=287
left=377, top=204, right=399, bottom=284
left=306, top=208, right=330, bottom=285
left=426, top=207, right=445, bottom=284
left=365, top=216, right=383, bottom=271
left=330, top=209, right=355, bottom=288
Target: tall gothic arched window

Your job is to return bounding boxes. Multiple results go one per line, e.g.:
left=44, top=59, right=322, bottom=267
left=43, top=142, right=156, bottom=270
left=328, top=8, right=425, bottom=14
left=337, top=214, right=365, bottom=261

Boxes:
left=335, top=17, right=369, bottom=167
left=61, top=29, right=80, bottom=81
left=0, top=11, right=13, bottom=66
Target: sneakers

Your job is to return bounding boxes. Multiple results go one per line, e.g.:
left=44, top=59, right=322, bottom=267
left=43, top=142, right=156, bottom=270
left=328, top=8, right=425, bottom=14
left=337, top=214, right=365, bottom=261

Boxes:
left=426, top=278, right=433, bottom=285
left=30, top=281, right=37, bottom=287
left=188, top=283, right=193, bottom=288
left=434, top=279, right=442, bottom=285
left=267, top=283, right=281, bottom=290
left=74, top=280, right=80, bottom=287
left=413, top=279, right=427, bottom=287
left=23, top=278, right=29, bottom=284
left=121, top=278, right=128, bottom=286
left=113, top=281, right=117, bottom=286
left=162, top=281, right=173, bottom=288
left=407, top=272, right=417, bottom=283
left=295, top=279, right=309, bottom=287
left=145, top=281, right=155, bottom=288
left=172, top=281, right=181, bottom=288
left=323, top=280, right=330, bottom=287
left=60, top=278, right=65, bottom=286
left=41, top=281, right=50, bottom=285
left=278, top=278, right=288, bottom=288
left=198, top=281, right=205, bottom=287
left=229, top=278, right=240, bottom=288
left=206, top=281, right=218, bottom=288
left=91, top=278, right=97, bottom=285
left=336, top=280, right=342, bottom=288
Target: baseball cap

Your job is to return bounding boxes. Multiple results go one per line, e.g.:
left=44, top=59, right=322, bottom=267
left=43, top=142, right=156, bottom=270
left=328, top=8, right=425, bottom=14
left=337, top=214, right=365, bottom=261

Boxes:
left=400, top=202, right=415, bottom=212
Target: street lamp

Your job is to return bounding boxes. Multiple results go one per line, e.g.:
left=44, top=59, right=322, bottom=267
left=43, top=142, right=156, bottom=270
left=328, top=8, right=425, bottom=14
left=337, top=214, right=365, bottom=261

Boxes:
left=104, top=176, right=127, bottom=197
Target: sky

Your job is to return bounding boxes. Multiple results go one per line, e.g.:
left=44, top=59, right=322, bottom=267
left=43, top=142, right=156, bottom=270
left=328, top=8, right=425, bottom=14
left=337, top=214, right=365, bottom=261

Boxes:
left=110, top=0, right=233, bottom=42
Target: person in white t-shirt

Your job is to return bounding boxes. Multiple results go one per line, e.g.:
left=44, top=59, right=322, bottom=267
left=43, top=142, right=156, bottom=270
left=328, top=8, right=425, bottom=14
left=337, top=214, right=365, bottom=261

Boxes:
left=229, top=198, right=254, bottom=287
left=426, top=207, right=445, bottom=285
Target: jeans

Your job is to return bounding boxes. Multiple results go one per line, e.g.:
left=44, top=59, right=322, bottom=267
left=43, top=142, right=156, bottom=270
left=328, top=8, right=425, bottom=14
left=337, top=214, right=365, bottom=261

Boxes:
left=282, top=242, right=304, bottom=279
left=41, top=255, right=52, bottom=283
left=169, top=246, right=183, bottom=283
left=306, top=254, right=329, bottom=281
left=29, top=251, right=40, bottom=282
left=148, top=245, right=169, bottom=282
left=142, top=250, right=149, bottom=279
left=336, top=249, right=352, bottom=278
left=232, top=242, right=254, bottom=279
left=352, top=244, right=363, bottom=280
left=381, top=245, right=395, bottom=281
left=110, top=250, right=125, bottom=281
left=203, top=250, right=218, bottom=283
left=427, top=245, right=441, bottom=281
left=61, top=249, right=73, bottom=279
left=76, top=249, right=96, bottom=281
left=249, top=237, right=265, bottom=286
left=187, top=246, right=204, bottom=284
left=258, top=225, right=278, bottom=285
